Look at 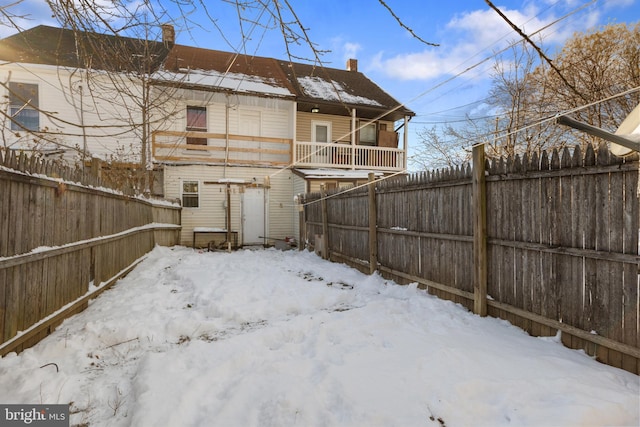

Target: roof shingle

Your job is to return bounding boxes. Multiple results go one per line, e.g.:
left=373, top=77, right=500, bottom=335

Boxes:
left=0, top=25, right=414, bottom=120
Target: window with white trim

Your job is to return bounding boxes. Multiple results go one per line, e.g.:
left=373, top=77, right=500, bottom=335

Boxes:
left=312, top=121, right=331, bottom=143
left=182, top=181, right=199, bottom=207
left=9, top=82, right=39, bottom=132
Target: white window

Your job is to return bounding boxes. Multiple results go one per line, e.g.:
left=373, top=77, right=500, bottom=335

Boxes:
left=9, top=82, right=39, bottom=132
left=312, top=121, right=331, bottom=143
left=182, top=181, right=199, bottom=207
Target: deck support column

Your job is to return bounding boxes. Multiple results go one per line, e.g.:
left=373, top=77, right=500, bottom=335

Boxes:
left=351, top=108, right=357, bottom=170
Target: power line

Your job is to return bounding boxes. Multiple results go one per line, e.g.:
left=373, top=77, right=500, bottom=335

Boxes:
left=299, top=85, right=640, bottom=207
left=484, top=0, right=592, bottom=102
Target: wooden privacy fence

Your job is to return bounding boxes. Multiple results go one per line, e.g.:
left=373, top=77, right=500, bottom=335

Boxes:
left=0, top=148, right=182, bottom=355
left=301, top=142, right=640, bottom=375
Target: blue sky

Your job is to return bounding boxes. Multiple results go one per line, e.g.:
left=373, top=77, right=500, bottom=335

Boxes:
left=3, top=0, right=639, bottom=165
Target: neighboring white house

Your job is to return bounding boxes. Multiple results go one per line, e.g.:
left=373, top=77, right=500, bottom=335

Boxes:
left=0, top=25, right=414, bottom=248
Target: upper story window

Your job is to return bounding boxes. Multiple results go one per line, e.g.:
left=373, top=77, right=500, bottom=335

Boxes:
left=359, top=121, right=377, bottom=145
left=9, top=82, right=39, bottom=132
left=186, top=106, right=207, bottom=145
left=312, top=121, right=331, bottom=143
left=182, top=181, right=199, bottom=207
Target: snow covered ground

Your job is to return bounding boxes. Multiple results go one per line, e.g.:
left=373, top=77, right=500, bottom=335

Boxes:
left=0, top=246, right=638, bottom=427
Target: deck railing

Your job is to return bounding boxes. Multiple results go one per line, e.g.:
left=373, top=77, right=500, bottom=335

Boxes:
left=152, top=130, right=293, bottom=166
left=294, top=141, right=405, bottom=171
left=152, top=132, right=405, bottom=171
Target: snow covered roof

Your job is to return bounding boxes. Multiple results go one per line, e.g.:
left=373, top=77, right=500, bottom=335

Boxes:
left=0, top=26, right=414, bottom=120
left=152, top=69, right=293, bottom=97
left=157, top=45, right=295, bottom=98
left=297, top=76, right=382, bottom=107
left=279, top=60, right=414, bottom=122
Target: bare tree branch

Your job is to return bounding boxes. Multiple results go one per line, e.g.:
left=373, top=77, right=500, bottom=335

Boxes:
left=484, top=0, right=588, bottom=102
left=377, top=0, right=439, bottom=47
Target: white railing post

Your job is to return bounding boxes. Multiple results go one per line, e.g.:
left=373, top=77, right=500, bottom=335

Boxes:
left=351, top=108, right=357, bottom=170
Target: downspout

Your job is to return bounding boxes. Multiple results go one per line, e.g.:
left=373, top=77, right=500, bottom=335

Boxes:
left=226, top=183, right=232, bottom=251
left=403, top=115, right=409, bottom=172
left=292, top=101, right=297, bottom=166
left=351, top=108, right=356, bottom=170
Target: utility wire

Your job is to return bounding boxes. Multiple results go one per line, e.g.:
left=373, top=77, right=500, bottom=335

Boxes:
left=474, top=85, right=640, bottom=148
left=300, top=85, right=640, bottom=207
left=270, top=0, right=597, bottom=179
left=484, top=0, right=592, bottom=102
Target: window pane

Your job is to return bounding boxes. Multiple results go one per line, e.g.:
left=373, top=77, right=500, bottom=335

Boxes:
left=10, top=107, right=39, bottom=131
left=187, top=106, right=206, bottom=131
left=10, top=82, right=39, bottom=108
left=186, top=137, right=207, bottom=145
left=9, top=82, right=39, bottom=131
left=183, top=181, right=198, bottom=193
left=182, top=195, right=199, bottom=208
left=315, top=125, right=328, bottom=142
left=360, top=123, right=376, bottom=143
left=182, top=181, right=199, bottom=208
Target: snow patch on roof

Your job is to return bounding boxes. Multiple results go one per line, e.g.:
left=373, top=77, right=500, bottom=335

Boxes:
left=153, top=69, right=293, bottom=97
left=298, top=76, right=382, bottom=106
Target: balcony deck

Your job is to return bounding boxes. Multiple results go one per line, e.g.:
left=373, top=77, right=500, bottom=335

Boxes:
left=152, top=131, right=405, bottom=171
left=294, top=141, right=405, bottom=171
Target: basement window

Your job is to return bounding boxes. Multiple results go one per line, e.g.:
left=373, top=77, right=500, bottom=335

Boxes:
left=186, top=106, right=207, bottom=145
left=182, top=181, right=199, bottom=208
left=9, top=82, right=39, bottom=132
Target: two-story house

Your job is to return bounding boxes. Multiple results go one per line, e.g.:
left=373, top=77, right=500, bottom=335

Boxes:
left=0, top=25, right=414, bottom=248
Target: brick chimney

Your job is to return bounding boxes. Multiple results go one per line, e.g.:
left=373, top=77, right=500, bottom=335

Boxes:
left=161, top=24, right=175, bottom=46
left=346, top=58, right=358, bottom=72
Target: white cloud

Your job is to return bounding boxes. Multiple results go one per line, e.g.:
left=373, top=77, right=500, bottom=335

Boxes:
left=342, top=42, right=361, bottom=62
left=370, top=2, right=611, bottom=82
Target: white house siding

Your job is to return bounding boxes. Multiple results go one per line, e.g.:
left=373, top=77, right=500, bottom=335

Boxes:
left=151, top=89, right=294, bottom=165
left=159, top=89, right=293, bottom=138
left=1, top=63, right=146, bottom=163
left=267, top=169, right=297, bottom=242
left=163, top=164, right=296, bottom=247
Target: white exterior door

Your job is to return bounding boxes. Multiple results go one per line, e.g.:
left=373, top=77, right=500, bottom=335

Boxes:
left=242, top=187, right=265, bottom=245
left=312, top=121, right=331, bottom=164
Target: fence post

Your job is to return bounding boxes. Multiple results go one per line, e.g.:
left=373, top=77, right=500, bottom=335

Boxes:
left=368, top=172, right=378, bottom=274
left=298, top=194, right=305, bottom=251
left=90, top=157, right=102, bottom=181
left=320, top=184, right=329, bottom=260
left=473, top=143, right=488, bottom=316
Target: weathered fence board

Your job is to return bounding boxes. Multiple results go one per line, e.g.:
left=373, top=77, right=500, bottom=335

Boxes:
left=0, top=148, right=182, bottom=355
left=303, top=142, right=640, bottom=375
